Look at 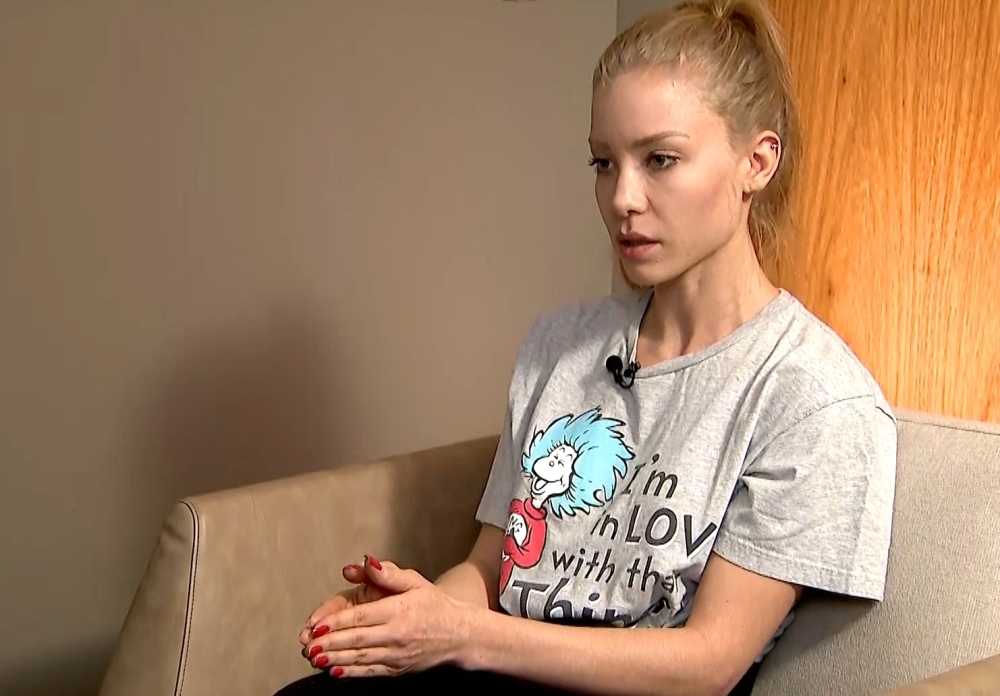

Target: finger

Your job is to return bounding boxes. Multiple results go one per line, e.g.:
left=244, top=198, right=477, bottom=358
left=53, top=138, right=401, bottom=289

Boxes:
left=308, top=627, right=396, bottom=672
left=342, top=563, right=367, bottom=585
left=307, top=585, right=387, bottom=644
left=363, top=556, right=429, bottom=593
left=299, top=626, right=313, bottom=646
left=324, top=645, right=396, bottom=669
left=307, top=595, right=351, bottom=630
left=305, top=637, right=386, bottom=665
left=312, top=594, right=397, bottom=639
left=325, top=663, right=398, bottom=679
left=311, top=623, right=399, bottom=657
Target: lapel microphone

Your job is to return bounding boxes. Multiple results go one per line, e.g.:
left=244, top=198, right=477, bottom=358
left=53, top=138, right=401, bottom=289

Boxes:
left=605, top=355, right=640, bottom=389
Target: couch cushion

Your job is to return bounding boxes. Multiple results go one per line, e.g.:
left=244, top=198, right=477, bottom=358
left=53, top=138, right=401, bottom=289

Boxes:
left=752, top=410, right=1000, bottom=696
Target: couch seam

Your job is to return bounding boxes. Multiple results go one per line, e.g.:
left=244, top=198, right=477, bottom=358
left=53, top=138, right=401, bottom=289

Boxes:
left=896, top=412, right=1000, bottom=437
left=174, top=500, right=199, bottom=696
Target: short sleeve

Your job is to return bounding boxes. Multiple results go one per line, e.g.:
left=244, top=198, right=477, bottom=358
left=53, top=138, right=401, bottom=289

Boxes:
left=474, top=312, right=551, bottom=531
left=475, top=404, right=517, bottom=530
left=713, top=396, right=897, bottom=600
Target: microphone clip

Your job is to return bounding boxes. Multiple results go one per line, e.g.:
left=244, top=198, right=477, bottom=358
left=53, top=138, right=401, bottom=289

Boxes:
left=605, top=355, right=639, bottom=389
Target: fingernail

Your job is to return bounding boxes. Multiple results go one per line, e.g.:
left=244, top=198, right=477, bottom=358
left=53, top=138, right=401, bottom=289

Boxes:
left=345, top=564, right=359, bottom=571
left=308, top=645, right=322, bottom=659
left=311, top=625, right=330, bottom=638
left=332, top=667, right=344, bottom=678
left=366, top=555, right=382, bottom=571
left=314, top=655, right=328, bottom=668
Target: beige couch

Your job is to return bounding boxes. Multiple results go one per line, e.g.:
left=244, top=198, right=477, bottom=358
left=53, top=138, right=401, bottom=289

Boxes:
left=98, top=409, right=1000, bottom=696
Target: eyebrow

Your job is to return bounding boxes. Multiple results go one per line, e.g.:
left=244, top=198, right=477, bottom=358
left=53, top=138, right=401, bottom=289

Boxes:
left=589, top=130, right=690, bottom=150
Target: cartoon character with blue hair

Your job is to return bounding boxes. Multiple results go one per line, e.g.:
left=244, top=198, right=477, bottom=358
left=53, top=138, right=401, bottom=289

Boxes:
left=500, top=407, right=634, bottom=592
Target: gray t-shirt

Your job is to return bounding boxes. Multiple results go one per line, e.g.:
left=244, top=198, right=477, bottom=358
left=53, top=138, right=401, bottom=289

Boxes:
left=476, top=288, right=896, bottom=655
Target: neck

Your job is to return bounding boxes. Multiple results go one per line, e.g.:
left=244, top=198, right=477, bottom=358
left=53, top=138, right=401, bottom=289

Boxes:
left=637, top=231, right=778, bottom=365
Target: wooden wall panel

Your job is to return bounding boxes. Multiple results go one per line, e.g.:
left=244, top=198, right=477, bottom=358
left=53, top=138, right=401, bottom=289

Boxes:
left=766, top=0, right=1000, bottom=423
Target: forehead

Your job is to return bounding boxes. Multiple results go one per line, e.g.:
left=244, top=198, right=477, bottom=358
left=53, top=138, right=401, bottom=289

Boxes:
left=589, top=66, right=719, bottom=147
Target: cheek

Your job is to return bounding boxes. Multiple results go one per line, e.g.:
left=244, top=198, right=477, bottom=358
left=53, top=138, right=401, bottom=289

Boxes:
left=594, top=178, right=617, bottom=225
left=674, top=162, right=741, bottom=228
left=713, top=169, right=744, bottom=223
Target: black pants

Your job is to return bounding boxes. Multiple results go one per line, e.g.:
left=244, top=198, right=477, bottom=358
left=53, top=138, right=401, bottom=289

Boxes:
left=273, top=660, right=761, bottom=695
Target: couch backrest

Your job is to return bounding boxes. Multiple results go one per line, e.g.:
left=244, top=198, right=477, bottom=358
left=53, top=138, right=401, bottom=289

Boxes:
left=752, top=410, right=1000, bottom=695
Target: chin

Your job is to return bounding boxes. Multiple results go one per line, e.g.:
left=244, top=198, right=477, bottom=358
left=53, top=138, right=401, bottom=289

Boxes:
left=619, top=261, right=675, bottom=290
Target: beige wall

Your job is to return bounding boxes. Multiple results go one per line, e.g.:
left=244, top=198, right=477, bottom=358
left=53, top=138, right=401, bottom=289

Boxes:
left=0, top=2, right=616, bottom=694
left=617, top=0, right=683, bottom=32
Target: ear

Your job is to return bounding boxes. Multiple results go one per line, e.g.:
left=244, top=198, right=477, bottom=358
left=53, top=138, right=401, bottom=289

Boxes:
left=743, top=130, right=781, bottom=198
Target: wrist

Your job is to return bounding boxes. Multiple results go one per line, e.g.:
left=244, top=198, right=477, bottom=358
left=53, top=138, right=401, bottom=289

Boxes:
left=434, top=561, right=493, bottom=609
left=450, top=601, right=491, bottom=671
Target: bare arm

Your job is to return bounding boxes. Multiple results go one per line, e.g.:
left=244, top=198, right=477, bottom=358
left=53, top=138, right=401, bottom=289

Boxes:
left=433, top=524, right=504, bottom=610
left=456, top=552, right=802, bottom=696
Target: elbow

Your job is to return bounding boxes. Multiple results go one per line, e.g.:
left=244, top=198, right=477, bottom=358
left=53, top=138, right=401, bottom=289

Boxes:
left=650, top=673, right=738, bottom=696
left=685, top=632, right=752, bottom=696
left=687, top=676, right=730, bottom=696
left=647, top=659, right=746, bottom=696
left=706, top=679, right=739, bottom=696
left=703, top=654, right=757, bottom=696
left=690, top=671, right=743, bottom=696
left=708, top=659, right=758, bottom=696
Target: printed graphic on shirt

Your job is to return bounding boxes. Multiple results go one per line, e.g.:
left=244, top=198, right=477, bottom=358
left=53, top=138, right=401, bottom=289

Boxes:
left=499, top=407, right=634, bottom=593
left=499, top=408, right=725, bottom=628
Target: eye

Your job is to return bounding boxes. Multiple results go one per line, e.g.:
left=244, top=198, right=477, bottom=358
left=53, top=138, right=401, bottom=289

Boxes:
left=648, top=153, right=678, bottom=170
left=588, top=157, right=612, bottom=173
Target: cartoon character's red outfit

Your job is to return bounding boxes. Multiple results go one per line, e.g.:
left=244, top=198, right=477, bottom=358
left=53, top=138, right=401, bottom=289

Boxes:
left=499, top=497, right=548, bottom=592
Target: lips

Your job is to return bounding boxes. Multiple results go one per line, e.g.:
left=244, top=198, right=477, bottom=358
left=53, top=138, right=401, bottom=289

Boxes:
left=619, top=232, right=657, bottom=245
left=618, top=233, right=658, bottom=259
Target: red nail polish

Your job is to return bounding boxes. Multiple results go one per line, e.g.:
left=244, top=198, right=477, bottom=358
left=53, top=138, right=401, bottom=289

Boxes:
left=345, top=564, right=359, bottom=571
left=312, top=625, right=330, bottom=638
left=315, top=655, right=328, bottom=668
left=332, top=667, right=344, bottom=678
left=308, top=645, right=322, bottom=659
left=367, top=556, right=382, bottom=571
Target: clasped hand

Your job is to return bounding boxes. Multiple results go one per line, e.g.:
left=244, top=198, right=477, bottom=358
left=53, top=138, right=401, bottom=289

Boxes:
left=299, top=555, right=468, bottom=679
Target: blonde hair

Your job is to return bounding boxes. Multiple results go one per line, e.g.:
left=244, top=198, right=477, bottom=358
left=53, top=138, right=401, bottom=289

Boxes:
left=594, top=0, right=799, bottom=267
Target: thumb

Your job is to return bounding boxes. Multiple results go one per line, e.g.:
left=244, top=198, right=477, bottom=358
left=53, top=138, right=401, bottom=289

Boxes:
left=363, top=555, right=428, bottom=593
left=342, top=563, right=368, bottom=585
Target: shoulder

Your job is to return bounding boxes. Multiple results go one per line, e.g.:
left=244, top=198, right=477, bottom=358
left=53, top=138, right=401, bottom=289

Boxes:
left=718, top=299, right=897, bottom=600
left=756, top=292, right=895, bottom=425
left=516, top=290, right=642, bottom=362
left=527, top=290, right=640, bottom=340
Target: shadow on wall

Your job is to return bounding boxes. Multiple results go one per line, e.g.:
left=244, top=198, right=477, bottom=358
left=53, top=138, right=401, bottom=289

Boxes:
left=132, top=306, right=344, bottom=507
left=44, top=306, right=352, bottom=696
left=2, top=643, right=112, bottom=696
left=121, top=304, right=354, bottom=667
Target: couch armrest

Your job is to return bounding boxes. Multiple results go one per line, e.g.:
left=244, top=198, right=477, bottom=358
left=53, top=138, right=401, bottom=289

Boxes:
left=878, top=653, right=1000, bottom=695
left=98, top=435, right=498, bottom=696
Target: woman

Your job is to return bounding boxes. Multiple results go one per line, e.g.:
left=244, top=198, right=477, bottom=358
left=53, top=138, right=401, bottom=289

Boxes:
left=276, top=0, right=896, bottom=694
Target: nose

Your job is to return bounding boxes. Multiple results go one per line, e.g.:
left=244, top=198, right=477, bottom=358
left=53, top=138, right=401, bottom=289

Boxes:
left=611, top=165, right=647, bottom=217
